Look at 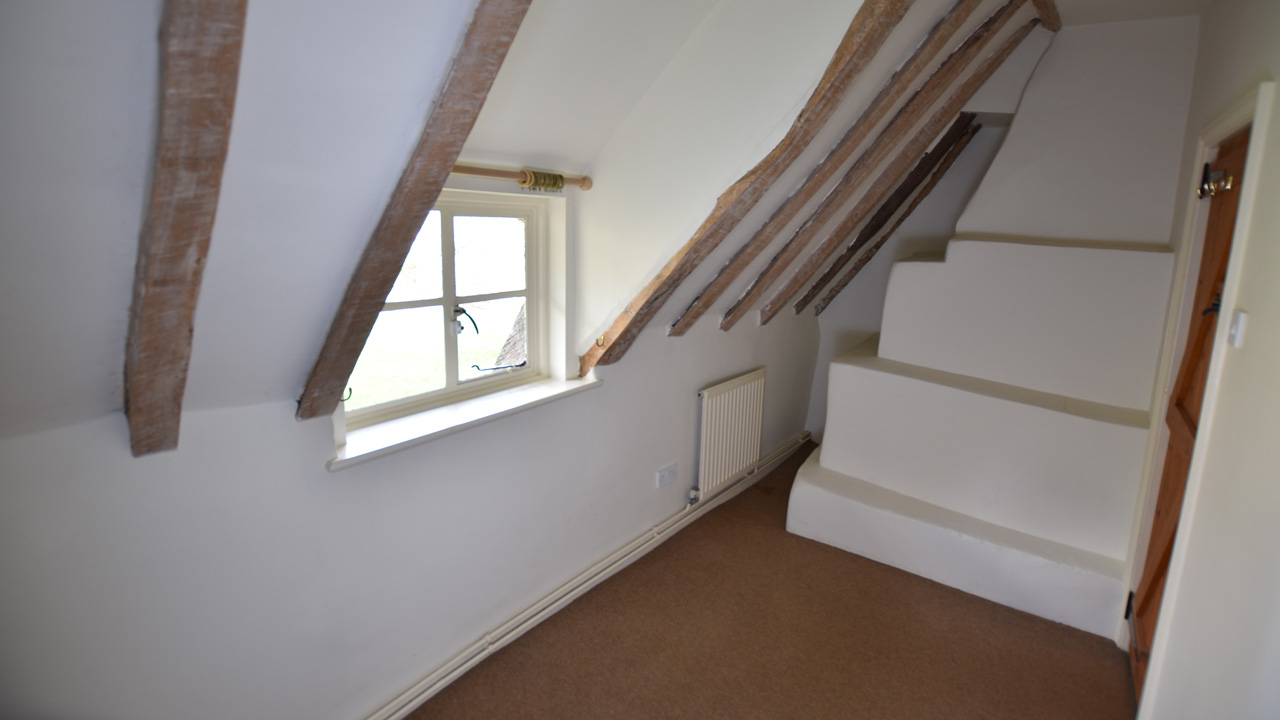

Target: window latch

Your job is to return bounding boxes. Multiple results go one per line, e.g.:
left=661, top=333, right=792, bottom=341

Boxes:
left=452, top=305, right=479, bottom=335
left=471, top=361, right=527, bottom=373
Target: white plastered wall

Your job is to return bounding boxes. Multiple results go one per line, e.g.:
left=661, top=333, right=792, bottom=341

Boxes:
left=957, top=17, right=1198, bottom=244
left=0, top=319, right=817, bottom=720
left=0, top=2, right=822, bottom=719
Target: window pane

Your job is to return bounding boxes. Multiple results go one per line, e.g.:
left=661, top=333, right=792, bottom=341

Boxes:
left=386, top=210, right=443, bottom=303
left=345, top=306, right=445, bottom=410
left=457, top=297, right=527, bottom=382
left=454, top=215, right=526, bottom=297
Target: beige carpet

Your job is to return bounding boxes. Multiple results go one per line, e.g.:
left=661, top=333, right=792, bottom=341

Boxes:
left=412, top=443, right=1136, bottom=719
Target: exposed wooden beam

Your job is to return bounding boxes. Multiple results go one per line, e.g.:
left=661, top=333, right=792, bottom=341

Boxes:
left=810, top=122, right=980, bottom=316
left=754, top=17, right=1040, bottom=327
left=793, top=114, right=977, bottom=314
left=296, top=0, right=532, bottom=420
left=1030, top=0, right=1062, bottom=32
left=124, top=0, right=247, bottom=456
left=721, top=0, right=1027, bottom=331
left=577, top=0, right=912, bottom=377
left=668, top=0, right=985, bottom=337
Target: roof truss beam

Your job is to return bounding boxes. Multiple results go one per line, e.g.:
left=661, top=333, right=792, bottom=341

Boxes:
left=668, top=0, right=986, bottom=337
left=722, top=0, right=1030, bottom=330
left=747, top=17, right=1039, bottom=325
left=1030, top=0, right=1063, bottom=31
left=813, top=121, right=980, bottom=316
left=296, top=0, right=533, bottom=420
left=794, top=113, right=978, bottom=313
left=124, top=0, right=247, bottom=456
left=798, top=114, right=977, bottom=311
left=576, top=0, right=912, bottom=376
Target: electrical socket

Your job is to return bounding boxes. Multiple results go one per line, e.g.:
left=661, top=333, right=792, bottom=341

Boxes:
left=656, top=463, right=677, bottom=489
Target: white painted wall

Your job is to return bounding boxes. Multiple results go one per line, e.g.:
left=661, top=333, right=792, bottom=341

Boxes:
left=0, top=2, right=824, bottom=718
left=0, top=316, right=816, bottom=720
left=962, top=26, right=1053, bottom=114
left=957, top=17, right=1198, bottom=244
left=1138, top=1, right=1280, bottom=717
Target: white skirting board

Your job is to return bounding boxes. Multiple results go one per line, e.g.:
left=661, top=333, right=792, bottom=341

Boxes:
left=787, top=451, right=1127, bottom=639
left=364, top=431, right=811, bottom=720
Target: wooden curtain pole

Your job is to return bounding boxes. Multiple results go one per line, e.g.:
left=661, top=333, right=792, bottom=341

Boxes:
left=452, top=163, right=593, bottom=190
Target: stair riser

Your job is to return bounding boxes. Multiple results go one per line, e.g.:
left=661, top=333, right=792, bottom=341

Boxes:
left=823, top=360, right=1145, bottom=560
left=879, top=240, right=1172, bottom=410
left=789, top=456, right=1126, bottom=638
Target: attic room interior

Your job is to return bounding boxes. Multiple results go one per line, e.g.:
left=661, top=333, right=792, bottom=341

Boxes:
left=2, top=0, right=1279, bottom=718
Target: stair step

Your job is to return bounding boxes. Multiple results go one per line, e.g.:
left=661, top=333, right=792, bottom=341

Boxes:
left=788, top=452, right=1126, bottom=637
left=879, top=237, right=1173, bottom=410
left=821, top=336, right=1146, bottom=561
left=842, top=336, right=1148, bottom=427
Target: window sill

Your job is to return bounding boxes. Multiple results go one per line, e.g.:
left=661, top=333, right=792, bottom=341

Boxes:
left=327, top=376, right=601, bottom=471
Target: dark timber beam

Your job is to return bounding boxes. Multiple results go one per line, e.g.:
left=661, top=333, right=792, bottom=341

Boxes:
left=124, top=0, right=247, bottom=456
left=668, top=0, right=985, bottom=337
left=721, top=0, right=1028, bottom=331
left=755, top=18, right=1040, bottom=327
left=793, top=114, right=978, bottom=314
left=1030, top=0, right=1063, bottom=32
left=577, top=0, right=912, bottom=376
left=297, top=0, right=532, bottom=420
left=814, top=122, right=980, bottom=315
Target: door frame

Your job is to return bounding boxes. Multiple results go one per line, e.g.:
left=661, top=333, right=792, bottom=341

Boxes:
left=1120, top=79, right=1274, bottom=676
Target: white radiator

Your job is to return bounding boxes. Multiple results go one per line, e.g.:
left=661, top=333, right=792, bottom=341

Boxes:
left=697, top=367, right=766, bottom=502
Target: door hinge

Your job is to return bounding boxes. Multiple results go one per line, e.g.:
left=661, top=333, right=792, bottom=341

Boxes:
left=1124, top=590, right=1135, bottom=620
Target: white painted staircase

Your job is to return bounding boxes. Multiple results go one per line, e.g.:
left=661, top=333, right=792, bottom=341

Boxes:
left=787, top=237, right=1172, bottom=637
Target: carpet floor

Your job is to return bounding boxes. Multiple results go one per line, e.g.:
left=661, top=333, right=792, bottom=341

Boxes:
left=411, top=443, right=1136, bottom=719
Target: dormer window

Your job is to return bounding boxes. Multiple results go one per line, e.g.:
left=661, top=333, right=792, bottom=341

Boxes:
left=342, top=189, right=547, bottom=428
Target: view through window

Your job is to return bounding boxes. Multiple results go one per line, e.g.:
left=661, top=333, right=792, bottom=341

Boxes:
left=344, top=191, right=539, bottom=419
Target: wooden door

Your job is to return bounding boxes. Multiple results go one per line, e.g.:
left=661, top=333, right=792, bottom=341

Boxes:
left=1128, top=127, right=1251, bottom=697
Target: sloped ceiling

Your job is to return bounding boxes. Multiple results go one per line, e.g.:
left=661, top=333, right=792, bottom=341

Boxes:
left=459, top=0, right=721, bottom=173
left=0, top=0, right=161, bottom=440
left=0, top=0, right=1206, bottom=442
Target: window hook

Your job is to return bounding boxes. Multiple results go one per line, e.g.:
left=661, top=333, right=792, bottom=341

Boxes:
left=453, top=305, right=479, bottom=334
left=342, top=387, right=353, bottom=402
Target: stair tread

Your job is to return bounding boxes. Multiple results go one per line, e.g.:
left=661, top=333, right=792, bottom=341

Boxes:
left=834, top=335, right=1149, bottom=429
left=800, top=454, right=1125, bottom=576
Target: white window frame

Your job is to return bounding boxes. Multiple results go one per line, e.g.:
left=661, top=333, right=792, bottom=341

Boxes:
left=343, top=188, right=550, bottom=431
